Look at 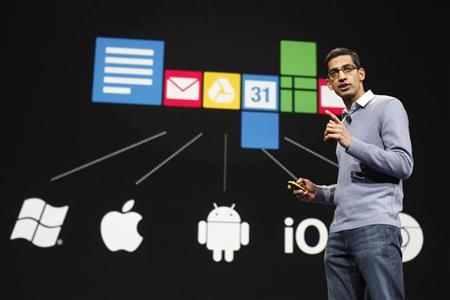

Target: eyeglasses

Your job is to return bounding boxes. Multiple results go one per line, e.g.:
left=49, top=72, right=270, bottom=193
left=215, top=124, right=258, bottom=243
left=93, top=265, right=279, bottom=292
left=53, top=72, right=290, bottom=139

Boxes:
left=327, top=64, right=358, bottom=79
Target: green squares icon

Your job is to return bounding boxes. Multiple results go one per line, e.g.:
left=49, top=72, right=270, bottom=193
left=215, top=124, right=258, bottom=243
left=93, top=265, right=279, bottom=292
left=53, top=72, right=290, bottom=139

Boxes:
left=294, top=77, right=316, bottom=89
left=280, top=76, right=293, bottom=88
left=294, top=90, right=317, bottom=113
left=280, top=41, right=317, bottom=77
left=280, top=40, right=318, bottom=114
left=280, top=89, right=293, bottom=112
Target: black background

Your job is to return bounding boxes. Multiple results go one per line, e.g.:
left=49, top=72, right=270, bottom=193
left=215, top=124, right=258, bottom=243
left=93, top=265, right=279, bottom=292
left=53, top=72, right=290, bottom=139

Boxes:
left=4, top=1, right=447, bottom=299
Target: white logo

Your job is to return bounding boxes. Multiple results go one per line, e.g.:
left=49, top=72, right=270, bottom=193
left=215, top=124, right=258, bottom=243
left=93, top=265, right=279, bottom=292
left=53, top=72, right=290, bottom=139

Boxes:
left=198, top=203, right=250, bottom=262
left=399, top=212, right=424, bottom=262
left=284, top=217, right=328, bottom=255
left=10, top=198, right=69, bottom=247
left=284, top=214, right=424, bottom=263
left=100, top=199, right=143, bottom=252
left=243, top=79, right=277, bottom=110
left=208, top=78, right=234, bottom=103
left=166, top=77, right=200, bottom=100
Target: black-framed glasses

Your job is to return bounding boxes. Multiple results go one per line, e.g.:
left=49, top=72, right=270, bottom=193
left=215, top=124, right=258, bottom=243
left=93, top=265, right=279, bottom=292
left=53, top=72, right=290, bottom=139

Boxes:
left=328, top=64, right=358, bottom=79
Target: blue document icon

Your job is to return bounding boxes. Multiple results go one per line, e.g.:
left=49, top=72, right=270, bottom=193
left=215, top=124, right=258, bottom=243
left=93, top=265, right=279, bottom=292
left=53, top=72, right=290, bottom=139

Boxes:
left=92, top=37, right=165, bottom=105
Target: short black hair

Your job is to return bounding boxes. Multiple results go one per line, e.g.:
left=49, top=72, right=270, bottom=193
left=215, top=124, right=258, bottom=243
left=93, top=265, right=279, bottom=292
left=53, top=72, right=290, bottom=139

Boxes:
left=324, top=48, right=362, bottom=69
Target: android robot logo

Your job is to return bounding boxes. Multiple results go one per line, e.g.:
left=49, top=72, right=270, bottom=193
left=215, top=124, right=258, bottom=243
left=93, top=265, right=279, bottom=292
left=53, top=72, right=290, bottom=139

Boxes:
left=198, top=203, right=250, bottom=262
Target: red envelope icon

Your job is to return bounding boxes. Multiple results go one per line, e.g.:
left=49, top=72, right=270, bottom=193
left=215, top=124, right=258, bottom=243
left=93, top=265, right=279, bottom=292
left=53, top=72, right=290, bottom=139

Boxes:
left=164, top=70, right=202, bottom=108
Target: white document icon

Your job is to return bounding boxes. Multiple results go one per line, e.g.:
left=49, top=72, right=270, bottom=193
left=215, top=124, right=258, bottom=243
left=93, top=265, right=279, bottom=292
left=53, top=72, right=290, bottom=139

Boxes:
left=166, top=77, right=200, bottom=100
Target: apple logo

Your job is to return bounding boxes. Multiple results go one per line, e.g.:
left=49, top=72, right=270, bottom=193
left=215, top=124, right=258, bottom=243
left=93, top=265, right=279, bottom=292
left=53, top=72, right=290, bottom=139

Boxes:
left=100, top=199, right=143, bottom=252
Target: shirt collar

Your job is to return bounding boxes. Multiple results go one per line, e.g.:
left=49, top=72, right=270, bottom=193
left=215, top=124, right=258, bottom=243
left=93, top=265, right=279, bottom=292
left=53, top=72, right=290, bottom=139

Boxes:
left=345, top=90, right=375, bottom=113
left=355, top=90, right=375, bottom=107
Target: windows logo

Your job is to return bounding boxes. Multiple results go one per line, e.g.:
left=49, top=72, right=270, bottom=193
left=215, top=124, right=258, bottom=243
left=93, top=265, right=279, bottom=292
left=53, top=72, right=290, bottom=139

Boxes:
left=10, top=198, right=69, bottom=247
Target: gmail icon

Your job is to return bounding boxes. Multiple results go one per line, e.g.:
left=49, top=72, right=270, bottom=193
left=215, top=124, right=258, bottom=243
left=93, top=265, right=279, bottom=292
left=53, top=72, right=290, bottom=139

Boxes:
left=163, top=70, right=203, bottom=108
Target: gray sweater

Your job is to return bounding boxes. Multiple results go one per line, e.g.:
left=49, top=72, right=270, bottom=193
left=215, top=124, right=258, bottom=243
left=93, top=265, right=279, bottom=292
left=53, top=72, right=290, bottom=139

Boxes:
left=316, top=90, right=414, bottom=233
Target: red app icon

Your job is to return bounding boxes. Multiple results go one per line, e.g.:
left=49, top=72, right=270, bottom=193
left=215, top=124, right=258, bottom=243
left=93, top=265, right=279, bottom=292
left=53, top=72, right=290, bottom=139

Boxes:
left=163, top=70, right=203, bottom=108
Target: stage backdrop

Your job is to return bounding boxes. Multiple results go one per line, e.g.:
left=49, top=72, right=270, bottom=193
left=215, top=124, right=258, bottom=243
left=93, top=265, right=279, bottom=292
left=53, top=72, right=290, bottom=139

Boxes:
left=4, top=1, right=447, bottom=299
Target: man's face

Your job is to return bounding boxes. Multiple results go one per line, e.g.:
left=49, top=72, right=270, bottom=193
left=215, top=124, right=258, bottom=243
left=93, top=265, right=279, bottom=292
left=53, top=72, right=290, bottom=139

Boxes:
left=327, top=55, right=365, bottom=101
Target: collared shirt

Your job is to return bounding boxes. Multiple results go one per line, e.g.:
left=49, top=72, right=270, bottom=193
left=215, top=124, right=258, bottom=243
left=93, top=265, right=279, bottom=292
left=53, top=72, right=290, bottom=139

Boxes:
left=316, top=91, right=414, bottom=233
left=342, top=90, right=376, bottom=123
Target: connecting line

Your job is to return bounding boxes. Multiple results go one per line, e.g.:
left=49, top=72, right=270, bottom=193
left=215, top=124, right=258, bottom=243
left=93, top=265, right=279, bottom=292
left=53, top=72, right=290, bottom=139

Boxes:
left=223, top=133, right=228, bottom=193
left=50, top=131, right=168, bottom=182
left=135, top=132, right=203, bottom=185
left=284, top=136, right=338, bottom=168
left=261, top=149, right=297, bottom=180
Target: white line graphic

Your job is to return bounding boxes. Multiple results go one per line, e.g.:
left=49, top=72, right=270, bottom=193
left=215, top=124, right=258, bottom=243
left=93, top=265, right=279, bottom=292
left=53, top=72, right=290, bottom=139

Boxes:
left=136, top=133, right=203, bottom=185
left=284, top=136, right=338, bottom=167
left=51, top=131, right=167, bottom=182
left=223, top=133, right=228, bottom=192
left=103, top=76, right=152, bottom=86
left=261, top=149, right=297, bottom=180
left=105, top=47, right=154, bottom=56
left=103, top=86, right=131, bottom=94
left=105, top=56, right=154, bottom=66
left=104, top=67, right=153, bottom=76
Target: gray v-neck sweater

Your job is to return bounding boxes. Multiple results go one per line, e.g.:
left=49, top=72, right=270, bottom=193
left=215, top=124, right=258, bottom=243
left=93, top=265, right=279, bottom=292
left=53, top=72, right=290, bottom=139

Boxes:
left=317, top=90, right=414, bottom=233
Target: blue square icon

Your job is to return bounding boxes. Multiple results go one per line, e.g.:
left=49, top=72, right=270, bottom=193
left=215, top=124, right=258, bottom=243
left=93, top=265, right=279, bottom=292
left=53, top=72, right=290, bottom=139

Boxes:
left=241, top=111, right=279, bottom=149
left=92, top=37, right=165, bottom=105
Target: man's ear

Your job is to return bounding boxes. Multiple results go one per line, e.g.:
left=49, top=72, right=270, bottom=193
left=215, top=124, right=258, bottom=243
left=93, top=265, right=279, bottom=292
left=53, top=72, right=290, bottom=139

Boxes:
left=358, top=67, right=366, bottom=81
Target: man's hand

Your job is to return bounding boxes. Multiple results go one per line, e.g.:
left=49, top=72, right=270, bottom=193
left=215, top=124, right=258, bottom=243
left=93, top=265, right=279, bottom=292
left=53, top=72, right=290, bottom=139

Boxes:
left=323, top=110, right=352, bottom=149
left=293, top=178, right=317, bottom=202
